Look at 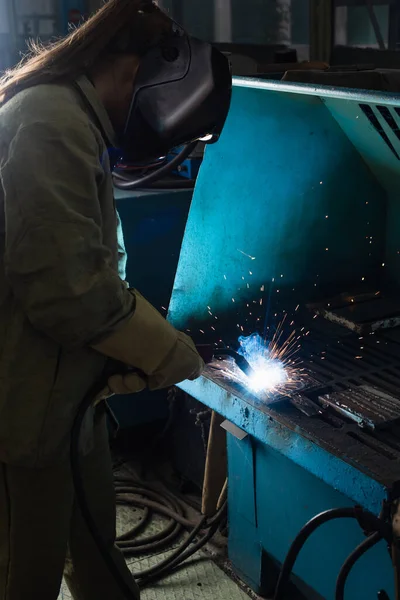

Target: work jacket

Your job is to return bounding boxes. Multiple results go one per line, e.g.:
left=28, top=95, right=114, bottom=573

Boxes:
left=0, top=76, right=134, bottom=467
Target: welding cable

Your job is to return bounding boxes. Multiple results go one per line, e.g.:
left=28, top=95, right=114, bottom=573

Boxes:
left=113, top=173, right=196, bottom=189
left=113, top=142, right=198, bottom=190
left=137, top=503, right=227, bottom=588
left=335, top=532, right=383, bottom=600
left=71, top=382, right=227, bottom=599
left=112, top=474, right=227, bottom=583
left=273, top=507, right=393, bottom=600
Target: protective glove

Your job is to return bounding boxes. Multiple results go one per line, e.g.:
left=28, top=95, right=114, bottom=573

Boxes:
left=93, top=371, right=147, bottom=406
left=92, top=291, right=204, bottom=390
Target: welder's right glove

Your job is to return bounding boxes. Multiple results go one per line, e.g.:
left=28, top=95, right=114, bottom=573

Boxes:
left=92, top=290, right=204, bottom=391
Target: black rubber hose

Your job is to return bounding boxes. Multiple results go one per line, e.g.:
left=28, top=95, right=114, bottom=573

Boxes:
left=138, top=503, right=227, bottom=588
left=113, top=142, right=198, bottom=190
left=274, top=507, right=392, bottom=600
left=335, top=532, right=382, bottom=600
left=135, top=515, right=208, bottom=581
left=71, top=381, right=139, bottom=600
left=72, top=383, right=227, bottom=598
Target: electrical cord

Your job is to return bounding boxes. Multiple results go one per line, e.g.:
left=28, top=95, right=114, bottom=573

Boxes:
left=273, top=507, right=393, bottom=600
left=113, top=142, right=198, bottom=190
left=335, top=532, right=382, bottom=600
left=71, top=379, right=227, bottom=599
left=112, top=473, right=227, bottom=586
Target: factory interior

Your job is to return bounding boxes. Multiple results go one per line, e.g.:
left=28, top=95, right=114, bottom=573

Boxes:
left=3, top=1, right=400, bottom=600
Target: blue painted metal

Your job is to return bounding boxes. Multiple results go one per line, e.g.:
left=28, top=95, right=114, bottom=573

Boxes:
left=227, top=433, right=393, bottom=599
left=168, top=77, right=400, bottom=598
left=168, top=146, right=203, bottom=180
left=110, top=186, right=192, bottom=428
left=168, top=81, right=386, bottom=337
left=179, top=375, right=386, bottom=515
left=178, top=373, right=392, bottom=598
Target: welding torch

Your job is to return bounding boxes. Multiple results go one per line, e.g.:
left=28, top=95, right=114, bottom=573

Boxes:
left=196, top=344, right=255, bottom=378
left=92, top=345, right=254, bottom=407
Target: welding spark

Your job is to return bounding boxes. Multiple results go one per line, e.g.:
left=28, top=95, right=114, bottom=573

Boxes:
left=237, top=249, right=256, bottom=260
left=211, top=328, right=304, bottom=400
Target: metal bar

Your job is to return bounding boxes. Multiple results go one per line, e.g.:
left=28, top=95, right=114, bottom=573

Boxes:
left=366, top=0, right=387, bottom=49
left=310, top=0, right=333, bottom=61
left=232, top=76, right=400, bottom=107
left=335, top=0, right=395, bottom=5
left=6, top=0, right=19, bottom=64
left=214, top=0, right=232, bottom=43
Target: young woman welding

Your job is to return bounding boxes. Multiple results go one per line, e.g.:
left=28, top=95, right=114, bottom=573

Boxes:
left=0, top=1, right=231, bottom=599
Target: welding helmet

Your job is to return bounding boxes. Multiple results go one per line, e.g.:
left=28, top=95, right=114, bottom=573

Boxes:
left=120, top=23, right=232, bottom=164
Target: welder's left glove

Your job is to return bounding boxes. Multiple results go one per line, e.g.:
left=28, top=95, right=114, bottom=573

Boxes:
left=107, top=371, right=147, bottom=395
left=93, top=372, right=147, bottom=406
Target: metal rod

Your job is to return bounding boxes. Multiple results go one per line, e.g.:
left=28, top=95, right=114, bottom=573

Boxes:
left=232, top=76, right=400, bottom=107
left=214, top=0, right=232, bottom=43
left=365, top=0, right=386, bottom=50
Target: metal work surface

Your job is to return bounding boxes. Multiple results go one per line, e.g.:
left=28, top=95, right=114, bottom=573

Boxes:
left=168, top=76, right=400, bottom=497
left=166, top=76, right=400, bottom=598
left=179, top=318, right=400, bottom=501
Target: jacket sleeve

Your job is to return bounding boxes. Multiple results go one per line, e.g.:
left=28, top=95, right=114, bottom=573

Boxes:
left=2, top=120, right=135, bottom=349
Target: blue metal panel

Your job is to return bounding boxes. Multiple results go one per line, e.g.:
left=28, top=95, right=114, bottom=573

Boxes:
left=179, top=375, right=386, bottom=514
left=168, top=81, right=386, bottom=336
left=168, top=78, right=400, bottom=597
left=228, top=433, right=394, bottom=599
left=227, top=435, right=263, bottom=591
left=115, top=187, right=192, bottom=312
left=110, top=187, right=192, bottom=428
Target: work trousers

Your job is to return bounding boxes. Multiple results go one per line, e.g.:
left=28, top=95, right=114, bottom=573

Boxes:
left=0, top=407, right=139, bottom=600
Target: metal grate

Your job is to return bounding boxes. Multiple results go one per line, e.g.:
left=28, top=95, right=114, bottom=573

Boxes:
left=319, top=386, right=400, bottom=430
left=206, top=314, right=400, bottom=489
left=270, top=321, right=400, bottom=490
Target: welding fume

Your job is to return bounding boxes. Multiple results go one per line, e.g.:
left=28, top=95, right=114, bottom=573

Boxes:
left=0, top=1, right=231, bottom=599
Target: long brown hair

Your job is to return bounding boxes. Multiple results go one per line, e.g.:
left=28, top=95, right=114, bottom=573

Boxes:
left=0, top=0, right=171, bottom=105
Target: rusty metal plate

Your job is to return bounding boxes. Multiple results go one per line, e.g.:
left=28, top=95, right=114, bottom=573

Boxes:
left=319, top=385, right=400, bottom=430
left=311, top=294, right=400, bottom=334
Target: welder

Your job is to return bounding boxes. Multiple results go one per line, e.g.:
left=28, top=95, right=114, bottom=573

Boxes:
left=0, top=1, right=231, bottom=599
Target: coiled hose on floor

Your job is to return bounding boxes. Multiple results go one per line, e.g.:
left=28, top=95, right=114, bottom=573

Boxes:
left=114, top=475, right=226, bottom=588
left=71, top=380, right=226, bottom=600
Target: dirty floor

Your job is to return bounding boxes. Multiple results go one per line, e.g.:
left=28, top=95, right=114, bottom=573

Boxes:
left=58, top=494, right=253, bottom=600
